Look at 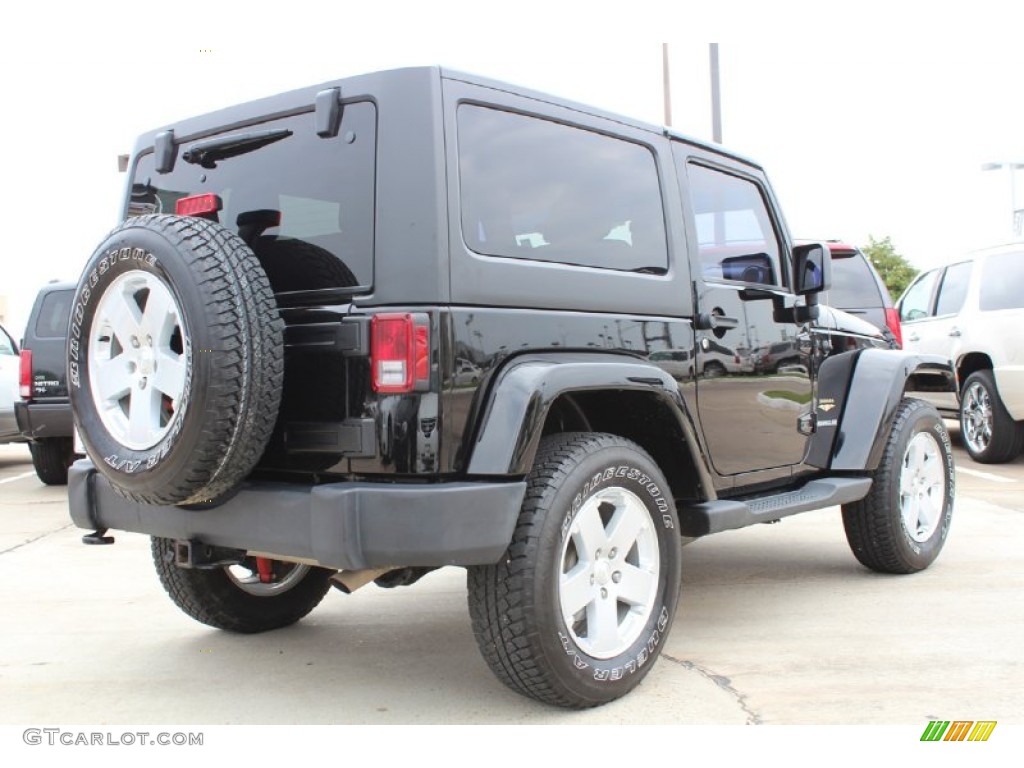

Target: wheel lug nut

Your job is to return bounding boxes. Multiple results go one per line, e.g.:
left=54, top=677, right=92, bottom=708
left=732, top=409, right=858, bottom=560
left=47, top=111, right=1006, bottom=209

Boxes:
left=131, top=337, right=140, bottom=348
left=612, top=571, right=621, bottom=583
left=595, top=549, right=601, bottom=559
left=147, top=335, right=153, bottom=346
left=139, top=378, right=147, bottom=390
left=600, top=588, right=608, bottom=599
left=608, top=548, right=617, bottom=559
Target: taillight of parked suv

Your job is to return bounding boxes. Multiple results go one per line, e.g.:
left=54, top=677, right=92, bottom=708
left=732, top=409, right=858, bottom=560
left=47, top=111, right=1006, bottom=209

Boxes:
left=19, top=350, right=32, bottom=399
left=884, top=307, right=903, bottom=348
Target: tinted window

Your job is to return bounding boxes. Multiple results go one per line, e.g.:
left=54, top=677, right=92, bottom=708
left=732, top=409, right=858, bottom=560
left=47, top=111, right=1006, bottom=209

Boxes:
left=33, top=290, right=73, bottom=338
left=980, top=251, right=1024, bottom=311
left=457, top=105, right=667, bottom=272
left=829, top=251, right=882, bottom=307
left=899, top=269, right=940, bottom=321
left=686, top=163, right=781, bottom=286
left=130, top=103, right=376, bottom=289
left=934, top=261, right=972, bottom=316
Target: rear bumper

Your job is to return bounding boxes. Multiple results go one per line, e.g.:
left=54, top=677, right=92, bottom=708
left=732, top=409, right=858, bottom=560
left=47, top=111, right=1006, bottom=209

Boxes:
left=14, top=401, right=74, bottom=440
left=68, top=461, right=525, bottom=571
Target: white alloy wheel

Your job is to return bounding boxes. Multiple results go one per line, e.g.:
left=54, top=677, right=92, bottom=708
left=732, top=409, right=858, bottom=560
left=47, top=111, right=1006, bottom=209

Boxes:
left=87, top=270, right=187, bottom=451
left=559, top=486, right=660, bottom=659
left=227, top=562, right=312, bottom=597
left=898, top=431, right=946, bottom=543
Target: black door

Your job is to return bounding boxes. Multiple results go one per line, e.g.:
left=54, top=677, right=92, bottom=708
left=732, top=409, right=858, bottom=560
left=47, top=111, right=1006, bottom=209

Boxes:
left=679, top=157, right=812, bottom=477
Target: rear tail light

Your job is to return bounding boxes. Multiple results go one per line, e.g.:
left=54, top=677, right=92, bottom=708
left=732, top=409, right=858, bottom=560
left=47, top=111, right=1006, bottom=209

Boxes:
left=371, top=314, right=430, bottom=393
left=19, top=349, right=33, bottom=399
left=884, top=308, right=903, bottom=348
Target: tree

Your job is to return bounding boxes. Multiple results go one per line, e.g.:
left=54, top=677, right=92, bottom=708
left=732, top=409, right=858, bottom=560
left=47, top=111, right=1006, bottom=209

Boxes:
left=861, top=235, right=918, bottom=299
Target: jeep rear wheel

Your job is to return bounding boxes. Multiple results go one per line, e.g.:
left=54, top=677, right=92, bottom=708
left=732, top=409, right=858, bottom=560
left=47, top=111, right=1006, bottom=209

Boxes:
left=69, top=214, right=283, bottom=506
left=467, top=432, right=681, bottom=708
left=151, top=538, right=332, bottom=633
left=842, top=398, right=954, bottom=573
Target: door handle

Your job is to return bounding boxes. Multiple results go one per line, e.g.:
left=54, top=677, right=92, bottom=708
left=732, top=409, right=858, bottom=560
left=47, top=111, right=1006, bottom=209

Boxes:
left=949, top=327, right=961, bottom=337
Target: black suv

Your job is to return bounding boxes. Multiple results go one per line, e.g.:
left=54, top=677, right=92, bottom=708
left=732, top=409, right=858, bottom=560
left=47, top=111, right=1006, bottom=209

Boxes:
left=67, top=67, right=956, bottom=709
left=823, top=241, right=902, bottom=347
left=15, top=281, right=81, bottom=484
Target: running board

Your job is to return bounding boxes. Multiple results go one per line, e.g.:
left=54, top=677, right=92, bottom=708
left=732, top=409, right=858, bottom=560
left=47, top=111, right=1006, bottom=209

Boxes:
left=678, top=477, right=873, bottom=537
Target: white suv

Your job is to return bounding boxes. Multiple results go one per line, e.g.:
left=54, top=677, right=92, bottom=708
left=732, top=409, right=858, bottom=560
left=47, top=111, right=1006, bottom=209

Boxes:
left=897, top=243, right=1024, bottom=463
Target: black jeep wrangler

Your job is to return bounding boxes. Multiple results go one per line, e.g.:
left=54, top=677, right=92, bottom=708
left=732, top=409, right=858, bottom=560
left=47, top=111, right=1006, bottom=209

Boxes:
left=67, top=67, right=956, bottom=709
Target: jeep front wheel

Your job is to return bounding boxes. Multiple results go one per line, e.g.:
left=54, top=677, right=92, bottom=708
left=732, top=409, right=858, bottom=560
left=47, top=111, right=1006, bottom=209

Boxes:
left=842, top=398, right=954, bottom=573
left=69, top=214, right=283, bottom=506
left=467, top=432, right=681, bottom=708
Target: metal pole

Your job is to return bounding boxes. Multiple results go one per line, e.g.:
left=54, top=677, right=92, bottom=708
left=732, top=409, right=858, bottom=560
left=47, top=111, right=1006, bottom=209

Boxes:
left=662, top=43, right=672, bottom=127
left=709, top=43, right=722, bottom=143
left=1010, top=167, right=1019, bottom=237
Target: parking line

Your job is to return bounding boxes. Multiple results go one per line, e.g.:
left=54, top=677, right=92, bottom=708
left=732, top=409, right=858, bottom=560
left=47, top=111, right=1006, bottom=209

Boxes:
left=0, top=471, right=36, bottom=486
left=955, top=466, right=1017, bottom=484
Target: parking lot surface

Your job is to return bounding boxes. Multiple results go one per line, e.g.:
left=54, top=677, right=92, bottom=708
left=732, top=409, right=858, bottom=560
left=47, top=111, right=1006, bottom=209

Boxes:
left=1, top=429, right=1022, bottom=726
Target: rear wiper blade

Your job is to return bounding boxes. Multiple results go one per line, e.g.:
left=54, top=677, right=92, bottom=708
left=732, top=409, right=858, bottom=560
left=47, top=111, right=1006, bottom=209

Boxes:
left=182, top=129, right=293, bottom=168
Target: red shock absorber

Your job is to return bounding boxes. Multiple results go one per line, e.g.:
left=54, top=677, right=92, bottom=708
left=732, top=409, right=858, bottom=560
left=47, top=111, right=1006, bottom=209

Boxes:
left=255, top=557, right=274, bottom=584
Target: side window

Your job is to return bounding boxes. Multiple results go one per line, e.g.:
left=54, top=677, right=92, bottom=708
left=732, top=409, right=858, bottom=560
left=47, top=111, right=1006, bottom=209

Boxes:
left=899, top=269, right=940, bottom=322
left=934, top=261, right=972, bottom=316
left=980, top=251, right=1024, bottom=311
left=457, top=105, right=667, bottom=272
left=685, top=163, right=782, bottom=287
left=0, top=326, right=15, bottom=356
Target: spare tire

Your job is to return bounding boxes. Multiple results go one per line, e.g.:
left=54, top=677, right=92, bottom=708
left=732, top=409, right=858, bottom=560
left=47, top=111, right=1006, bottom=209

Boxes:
left=68, top=214, right=283, bottom=506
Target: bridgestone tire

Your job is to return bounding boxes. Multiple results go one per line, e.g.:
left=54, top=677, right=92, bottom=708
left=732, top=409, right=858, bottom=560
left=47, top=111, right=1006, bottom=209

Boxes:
left=467, top=432, right=682, bottom=709
left=68, top=215, right=283, bottom=506
left=151, top=538, right=332, bottom=633
left=842, top=398, right=955, bottom=574
left=959, top=370, right=1023, bottom=464
left=29, top=437, right=75, bottom=485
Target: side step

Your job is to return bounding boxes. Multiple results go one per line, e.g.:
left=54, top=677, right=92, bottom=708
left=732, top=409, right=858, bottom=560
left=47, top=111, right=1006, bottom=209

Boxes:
left=678, top=477, right=873, bottom=537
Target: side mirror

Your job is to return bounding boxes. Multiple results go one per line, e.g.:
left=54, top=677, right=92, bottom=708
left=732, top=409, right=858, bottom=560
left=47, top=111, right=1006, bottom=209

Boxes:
left=793, top=243, right=832, bottom=296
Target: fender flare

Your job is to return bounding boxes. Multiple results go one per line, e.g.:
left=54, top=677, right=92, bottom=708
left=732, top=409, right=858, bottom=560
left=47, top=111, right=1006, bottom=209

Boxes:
left=464, top=353, right=711, bottom=488
left=827, top=349, right=954, bottom=471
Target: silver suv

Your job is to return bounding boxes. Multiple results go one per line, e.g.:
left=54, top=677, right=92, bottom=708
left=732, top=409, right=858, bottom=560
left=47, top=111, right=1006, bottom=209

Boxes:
left=898, top=243, right=1024, bottom=463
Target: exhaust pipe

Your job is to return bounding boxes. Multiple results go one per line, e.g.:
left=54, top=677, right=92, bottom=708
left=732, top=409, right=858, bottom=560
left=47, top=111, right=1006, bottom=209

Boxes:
left=331, top=567, right=397, bottom=594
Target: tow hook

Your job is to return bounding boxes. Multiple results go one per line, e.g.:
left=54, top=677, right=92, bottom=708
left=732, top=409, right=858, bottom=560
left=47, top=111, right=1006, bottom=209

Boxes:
left=172, top=539, right=246, bottom=569
left=82, top=528, right=115, bottom=545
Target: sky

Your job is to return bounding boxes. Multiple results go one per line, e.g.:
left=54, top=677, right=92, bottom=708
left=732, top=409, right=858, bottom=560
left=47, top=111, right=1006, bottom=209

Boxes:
left=2, top=3, right=1024, bottom=337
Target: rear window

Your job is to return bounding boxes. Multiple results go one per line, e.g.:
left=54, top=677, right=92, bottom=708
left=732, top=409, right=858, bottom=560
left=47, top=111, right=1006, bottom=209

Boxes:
left=130, top=102, right=377, bottom=290
left=828, top=251, right=884, bottom=308
left=33, top=289, right=73, bottom=338
left=980, top=251, right=1024, bottom=311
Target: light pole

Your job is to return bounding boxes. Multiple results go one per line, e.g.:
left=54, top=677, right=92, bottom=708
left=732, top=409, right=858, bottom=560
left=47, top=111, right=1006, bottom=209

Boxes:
left=981, top=161, right=1024, bottom=238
